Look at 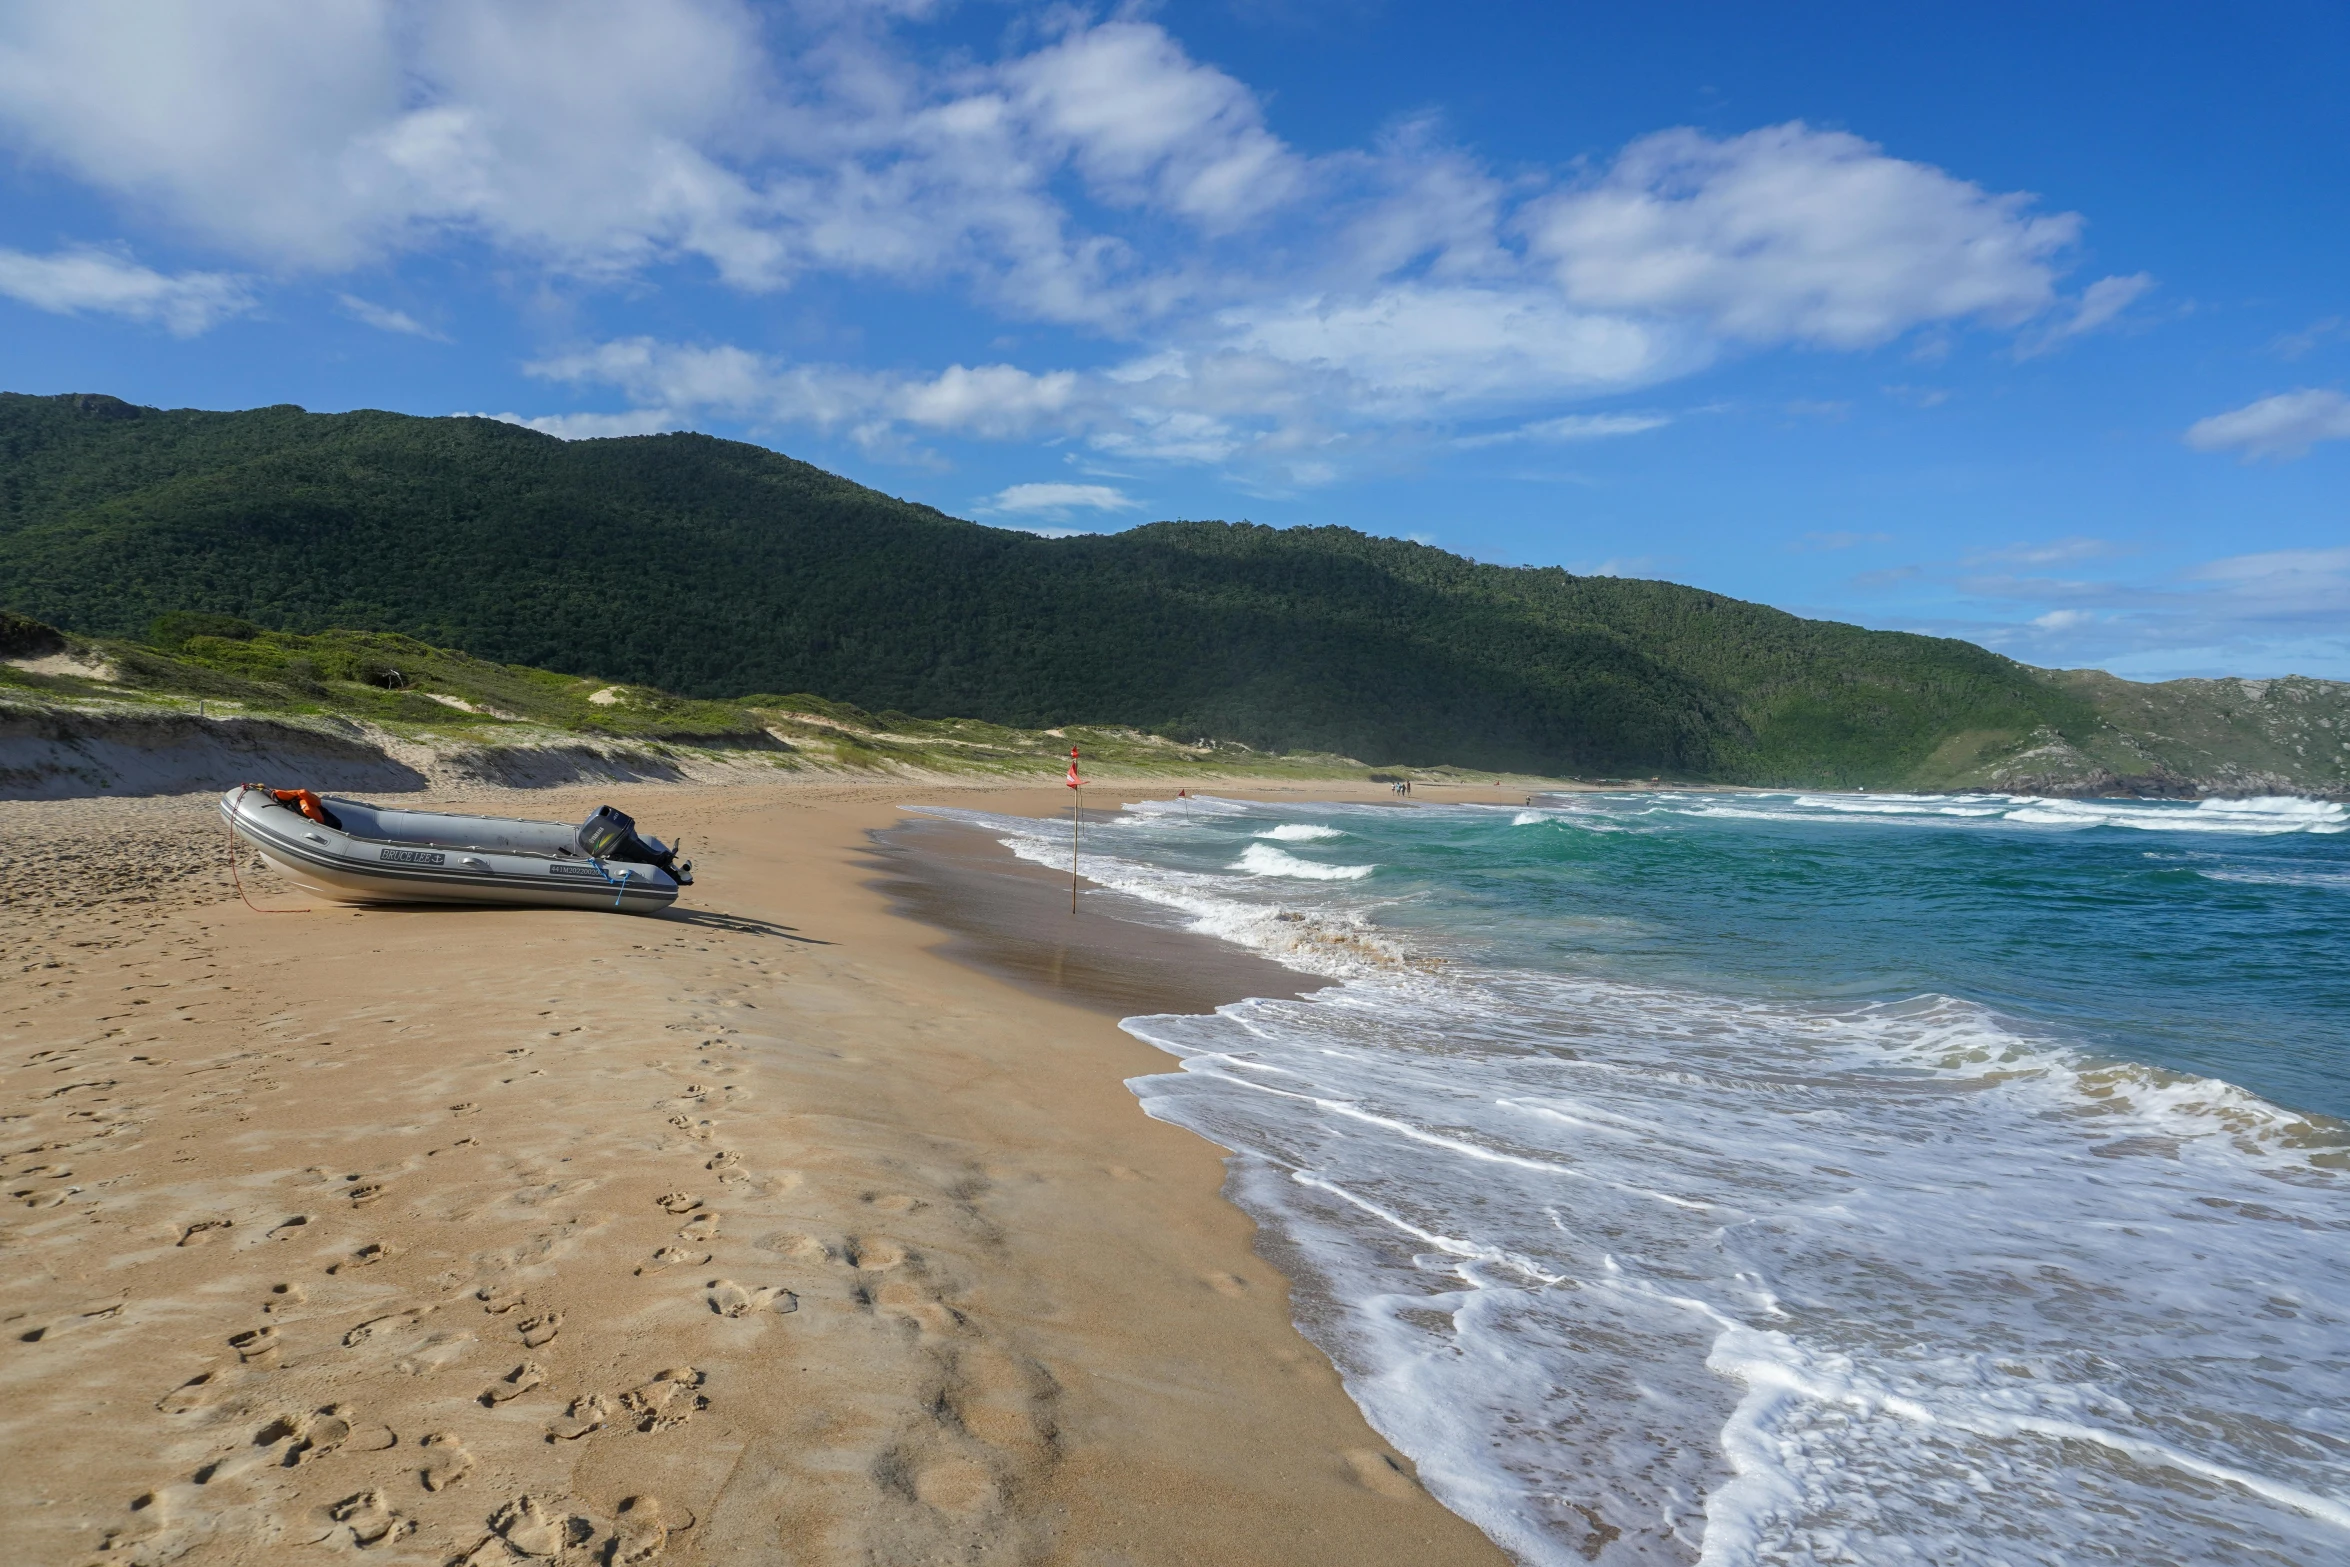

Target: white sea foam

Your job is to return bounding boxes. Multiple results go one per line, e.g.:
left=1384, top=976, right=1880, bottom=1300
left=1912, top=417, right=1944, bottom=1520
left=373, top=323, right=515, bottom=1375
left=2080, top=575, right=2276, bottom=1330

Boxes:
left=2197, top=864, right=2350, bottom=890
left=1231, top=841, right=1375, bottom=880
left=1544, top=789, right=2350, bottom=836
left=906, top=796, right=2350, bottom=1565
left=1121, top=792, right=1255, bottom=819
left=908, top=804, right=1401, bottom=977
left=1257, top=822, right=1347, bottom=841
left=2002, top=794, right=2348, bottom=833
left=1128, top=970, right=2350, bottom=1566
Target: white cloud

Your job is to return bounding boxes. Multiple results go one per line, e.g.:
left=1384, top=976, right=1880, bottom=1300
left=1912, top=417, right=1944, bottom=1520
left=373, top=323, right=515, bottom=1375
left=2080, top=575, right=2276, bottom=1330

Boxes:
left=0, top=244, right=249, bottom=334
left=0, top=0, right=782, bottom=279
left=973, top=482, right=1143, bottom=522
left=525, top=338, right=1082, bottom=446
left=1455, top=411, right=1671, bottom=449
left=1964, top=537, right=2127, bottom=567
left=2031, top=609, right=2095, bottom=631
left=1526, top=123, right=2079, bottom=348
left=2060, top=272, right=2154, bottom=336
left=1571, top=556, right=1668, bottom=578
left=1860, top=542, right=2350, bottom=677
left=2185, top=547, right=2350, bottom=616
left=1219, top=286, right=1691, bottom=413
left=2015, top=272, right=2154, bottom=357
left=469, top=408, right=683, bottom=440
left=0, top=3, right=1264, bottom=321
left=2271, top=316, right=2344, bottom=360
left=0, top=7, right=2142, bottom=479
left=1003, top=21, right=1302, bottom=230
left=898, top=364, right=1080, bottom=438
left=2184, top=389, right=2350, bottom=461
left=338, top=293, right=444, bottom=339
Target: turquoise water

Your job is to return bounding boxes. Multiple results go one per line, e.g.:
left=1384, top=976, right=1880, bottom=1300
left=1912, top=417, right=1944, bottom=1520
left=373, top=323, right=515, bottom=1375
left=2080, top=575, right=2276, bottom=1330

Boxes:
left=925, top=790, right=2350, bottom=1566
left=1336, top=792, right=2350, bottom=1118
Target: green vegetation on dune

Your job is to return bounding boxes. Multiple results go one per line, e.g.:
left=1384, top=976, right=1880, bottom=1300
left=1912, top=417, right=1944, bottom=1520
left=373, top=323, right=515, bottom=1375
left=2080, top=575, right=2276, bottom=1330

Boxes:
left=1, top=391, right=2339, bottom=794
left=0, top=615, right=1387, bottom=785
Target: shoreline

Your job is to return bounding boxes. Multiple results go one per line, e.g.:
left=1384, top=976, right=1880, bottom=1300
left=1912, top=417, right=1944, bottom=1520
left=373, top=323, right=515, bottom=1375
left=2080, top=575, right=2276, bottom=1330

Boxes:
left=0, top=778, right=1512, bottom=1565
left=863, top=813, right=1318, bottom=1019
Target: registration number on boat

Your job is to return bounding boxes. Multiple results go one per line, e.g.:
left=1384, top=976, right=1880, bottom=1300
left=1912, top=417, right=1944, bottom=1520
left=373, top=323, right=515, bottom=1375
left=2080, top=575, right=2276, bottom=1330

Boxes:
left=379, top=848, right=447, bottom=866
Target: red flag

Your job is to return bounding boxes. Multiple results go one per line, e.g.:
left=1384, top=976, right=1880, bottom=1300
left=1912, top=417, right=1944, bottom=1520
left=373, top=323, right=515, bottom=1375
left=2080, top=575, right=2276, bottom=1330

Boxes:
left=1065, top=746, right=1082, bottom=788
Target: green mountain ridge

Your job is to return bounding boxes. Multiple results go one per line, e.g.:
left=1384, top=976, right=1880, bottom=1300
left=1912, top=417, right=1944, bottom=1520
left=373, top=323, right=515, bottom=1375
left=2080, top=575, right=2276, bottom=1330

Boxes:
left=3, top=391, right=2343, bottom=796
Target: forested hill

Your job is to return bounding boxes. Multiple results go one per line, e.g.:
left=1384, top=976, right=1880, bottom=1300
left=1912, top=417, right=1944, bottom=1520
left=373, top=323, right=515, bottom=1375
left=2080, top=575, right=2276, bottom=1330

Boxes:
left=0, top=389, right=2131, bottom=786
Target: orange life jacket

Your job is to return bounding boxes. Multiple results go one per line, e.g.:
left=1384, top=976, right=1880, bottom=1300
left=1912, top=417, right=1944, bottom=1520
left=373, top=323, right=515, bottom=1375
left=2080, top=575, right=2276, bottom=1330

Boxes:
left=269, top=788, right=334, bottom=826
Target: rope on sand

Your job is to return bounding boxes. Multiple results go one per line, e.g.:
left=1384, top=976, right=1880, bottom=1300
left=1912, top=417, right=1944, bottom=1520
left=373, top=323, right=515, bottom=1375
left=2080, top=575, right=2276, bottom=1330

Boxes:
left=227, top=784, right=313, bottom=914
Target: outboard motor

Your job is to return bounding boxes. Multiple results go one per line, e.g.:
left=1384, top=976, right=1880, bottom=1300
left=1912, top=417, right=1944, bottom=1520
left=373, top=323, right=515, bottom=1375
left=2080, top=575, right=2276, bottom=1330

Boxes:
left=576, top=805, right=695, bottom=885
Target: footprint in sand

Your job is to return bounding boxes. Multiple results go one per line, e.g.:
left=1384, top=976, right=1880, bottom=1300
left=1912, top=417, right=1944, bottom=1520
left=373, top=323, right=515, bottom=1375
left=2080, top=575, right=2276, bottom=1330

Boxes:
left=871, top=1281, right=961, bottom=1337
left=265, top=1283, right=307, bottom=1314
left=518, top=1312, right=562, bottom=1348
left=158, top=1371, right=222, bottom=1414
left=847, top=1238, right=907, bottom=1271
left=653, top=1192, right=701, bottom=1215
left=911, top=1456, right=999, bottom=1516
left=478, top=1284, right=526, bottom=1315
left=618, top=1368, right=708, bottom=1433
left=229, top=1326, right=281, bottom=1366
left=265, top=1214, right=310, bottom=1241
left=177, top=1217, right=233, bottom=1247
left=348, top=1180, right=387, bottom=1207
left=752, top=1231, right=835, bottom=1263
left=704, top=1280, right=798, bottom=1318
left=1204, top=1272, right=1250, bottom=1297
left=419, top=1432, right=474, bottom=1491
left=278, top=1404, right=355, bottom=1465
left=344, top=1307, right=430, bottom=1348
left=18, top=1299, right=124, bottom=1343
left=326, top=1489, right=412, bottom=1547
left=330, top=1241, right=399, bottom=1274
left=546, top=1392, right=613, bottom=1442
left=633, top=1247, right=710, bottom=1277
left=480, top=1361, right=545, bottom=1406
left=490, top=1495, right=588, bottom=1557
left=677, top=1211, right=720, bottom=1242
left=704, top=1151, right=740, bottom=1171
left=862, top=1192, right=922, bottom=1214
left=609, top=1495, right=687, bottom=1564
left=393, top=1330, right=477, bottom=1376
left=99, top=1491, right=169, bottom=1553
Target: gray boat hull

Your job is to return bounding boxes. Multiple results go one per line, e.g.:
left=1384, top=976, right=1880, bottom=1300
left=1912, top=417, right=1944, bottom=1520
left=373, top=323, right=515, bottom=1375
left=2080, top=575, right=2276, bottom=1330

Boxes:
left=220, top=788, right=681, bottom=914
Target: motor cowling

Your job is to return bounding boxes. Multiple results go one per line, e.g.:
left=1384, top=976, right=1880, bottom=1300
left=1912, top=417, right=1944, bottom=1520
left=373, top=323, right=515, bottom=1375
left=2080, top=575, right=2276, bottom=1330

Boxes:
left=576, top=805, right=692, bottom=884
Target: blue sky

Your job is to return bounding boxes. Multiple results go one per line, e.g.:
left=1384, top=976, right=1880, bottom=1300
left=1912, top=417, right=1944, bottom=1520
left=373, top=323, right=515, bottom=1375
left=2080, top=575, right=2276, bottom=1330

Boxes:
left=3, top=1, right=2345, bottom=678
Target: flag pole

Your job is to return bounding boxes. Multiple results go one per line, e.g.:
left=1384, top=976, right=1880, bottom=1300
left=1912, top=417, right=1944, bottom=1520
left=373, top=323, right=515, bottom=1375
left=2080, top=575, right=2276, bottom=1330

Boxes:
left=1066, top=745, right=1083, bottom=914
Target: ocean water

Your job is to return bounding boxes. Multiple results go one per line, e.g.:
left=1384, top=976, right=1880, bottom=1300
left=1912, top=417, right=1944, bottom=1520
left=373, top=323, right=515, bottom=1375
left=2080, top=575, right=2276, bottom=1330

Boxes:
left=915, top=790, right=2350, bottom=1566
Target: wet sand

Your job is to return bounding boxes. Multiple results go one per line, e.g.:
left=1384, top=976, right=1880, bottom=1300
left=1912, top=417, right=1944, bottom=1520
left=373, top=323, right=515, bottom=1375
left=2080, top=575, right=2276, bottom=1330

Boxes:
left=0, top=780, right=1514, bottom=1566
left=863, top=814, right=1317, bottom=1018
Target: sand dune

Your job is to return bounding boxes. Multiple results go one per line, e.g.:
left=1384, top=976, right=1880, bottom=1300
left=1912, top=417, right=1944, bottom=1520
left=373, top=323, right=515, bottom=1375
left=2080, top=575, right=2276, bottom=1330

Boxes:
left=0, top=781, right=1507, bottom=1565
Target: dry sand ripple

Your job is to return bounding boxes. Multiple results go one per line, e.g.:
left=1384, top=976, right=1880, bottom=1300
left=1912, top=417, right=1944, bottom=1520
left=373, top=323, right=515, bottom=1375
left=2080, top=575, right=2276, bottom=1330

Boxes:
left=0, top=781, right=1506, bottom=1566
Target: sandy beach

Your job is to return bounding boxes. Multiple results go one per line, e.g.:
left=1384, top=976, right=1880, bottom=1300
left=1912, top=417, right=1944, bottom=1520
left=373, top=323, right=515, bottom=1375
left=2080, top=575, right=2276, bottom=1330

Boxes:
left=1, top=777, right=1526, bottom=1566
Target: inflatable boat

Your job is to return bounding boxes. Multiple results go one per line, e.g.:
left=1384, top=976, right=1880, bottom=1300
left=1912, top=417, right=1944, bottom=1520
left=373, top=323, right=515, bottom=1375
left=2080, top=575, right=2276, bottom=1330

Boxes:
left=220, top=786, right=692, bottom=914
